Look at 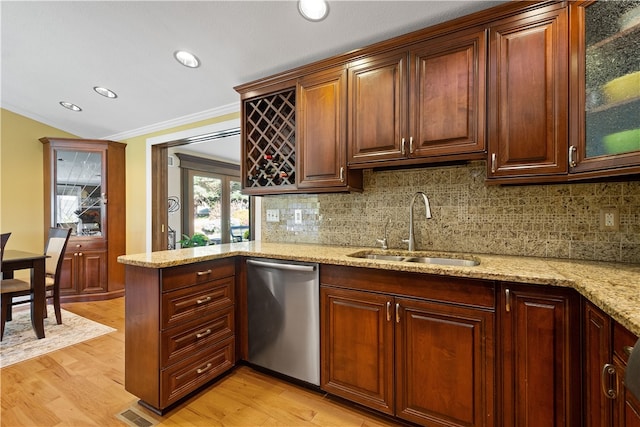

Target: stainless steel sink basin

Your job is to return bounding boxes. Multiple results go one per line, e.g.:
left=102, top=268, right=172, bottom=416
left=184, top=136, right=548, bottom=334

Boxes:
left=404, top=256, right=479, bottom=267
left=350, top=251, right=480, bottom=266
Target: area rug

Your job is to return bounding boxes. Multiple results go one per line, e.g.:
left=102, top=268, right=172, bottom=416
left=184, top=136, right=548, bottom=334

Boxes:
left=0, top=306, right=116, bottom=368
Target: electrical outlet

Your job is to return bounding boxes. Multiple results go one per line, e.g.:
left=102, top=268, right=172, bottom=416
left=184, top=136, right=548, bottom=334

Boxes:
left=266, top=209, right=279, bottom=222
left=600, top=207, right=619, bottom=231
left=294, top=209, right=302, bottom=224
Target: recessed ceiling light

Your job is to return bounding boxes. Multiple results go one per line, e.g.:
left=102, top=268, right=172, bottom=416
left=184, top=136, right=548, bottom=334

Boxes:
left=94, top=86, right=117, bottom=98
left=298, top=0, right=329, bottom=21
left=174, top=50, right=200, bottom=68
left=59, top=101, right=82, bottom=112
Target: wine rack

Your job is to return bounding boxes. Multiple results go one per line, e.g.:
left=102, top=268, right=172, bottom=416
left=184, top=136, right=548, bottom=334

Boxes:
left=244, top=88, right=296, bottom=189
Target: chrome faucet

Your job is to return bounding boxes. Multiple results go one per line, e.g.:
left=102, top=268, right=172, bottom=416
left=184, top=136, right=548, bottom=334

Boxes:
left=403, top=192, right=432, bottom=251
left=376, top=218, right=390, bottom=250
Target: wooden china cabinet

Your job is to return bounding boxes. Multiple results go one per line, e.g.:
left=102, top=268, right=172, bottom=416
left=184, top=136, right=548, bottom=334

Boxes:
left=41, top=137, right=126, bottom=302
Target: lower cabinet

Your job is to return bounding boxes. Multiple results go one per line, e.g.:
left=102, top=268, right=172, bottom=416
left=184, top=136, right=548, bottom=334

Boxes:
left=60, top=245, right=107, bottom=296
left=584, top=301, right=640, bottom=427
left=498, top=283, right=581, bottom=427
left=125, top=258, right=236, bottom=413
left=320, top=265, right=495, bottom=426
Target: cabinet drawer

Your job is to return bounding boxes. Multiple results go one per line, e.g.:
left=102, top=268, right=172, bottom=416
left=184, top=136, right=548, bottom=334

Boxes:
left=161, top=336, right=234, bottom=407
left=162, top=277, right=234, bottom=329
left=162, top=258, right=235, bottom=291
left=162, top=306, right=234, bottom=367
left=614, top=322, right=638, bottom=364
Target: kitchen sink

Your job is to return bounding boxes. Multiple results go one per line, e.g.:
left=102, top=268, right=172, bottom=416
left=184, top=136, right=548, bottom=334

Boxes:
left=349, top=251, right=480, bottom=267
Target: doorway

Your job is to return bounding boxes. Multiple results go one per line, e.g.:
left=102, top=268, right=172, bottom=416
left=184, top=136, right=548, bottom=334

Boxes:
left=148, top=118, right=251, bottom=252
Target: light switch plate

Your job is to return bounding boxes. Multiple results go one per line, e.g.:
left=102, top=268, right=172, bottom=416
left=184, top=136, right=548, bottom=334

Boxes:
left=266, top=209, right=279, bottom=222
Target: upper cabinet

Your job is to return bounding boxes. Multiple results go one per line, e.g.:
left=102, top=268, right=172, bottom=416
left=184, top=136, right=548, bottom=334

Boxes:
left=239, top=70, right=362, bottom=195
left=348, top=28, right=487, bottom=168
left=41, top=137, right=126, bottom=302
left=569, top=0, right=640, bottom=177
left=298, top=66, right=362, bottom=190
left=237, top=0, right=640, bottom=192
left=486, top=3, right=569, bottom=181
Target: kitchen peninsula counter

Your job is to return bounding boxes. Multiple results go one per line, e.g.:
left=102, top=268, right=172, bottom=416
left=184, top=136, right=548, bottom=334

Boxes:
left=118, top=241, right=640, bottom=337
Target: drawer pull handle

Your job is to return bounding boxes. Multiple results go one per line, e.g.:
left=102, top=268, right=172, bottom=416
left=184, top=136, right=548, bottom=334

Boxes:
left=196, top=296, right=212, bottom=305
left=196, top=329, right=212, bottom=339
left=601, top=363, right=618, bottom=399
left=395, top=303, right=400, bottom=323
left=196, top=363, right=213, bottom=375
left=196, top=269, right=212, bottom=276
left=386, top=301, right=391, bottom=322
left=624, top=345, right=634, bottom=357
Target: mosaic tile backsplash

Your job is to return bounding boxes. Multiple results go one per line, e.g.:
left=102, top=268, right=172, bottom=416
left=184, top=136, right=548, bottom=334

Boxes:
left=261, top=161, right=640, bottom=263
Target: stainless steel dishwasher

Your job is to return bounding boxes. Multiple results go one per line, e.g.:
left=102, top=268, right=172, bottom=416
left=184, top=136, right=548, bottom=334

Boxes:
left=246, top=258, right=320, bottom=386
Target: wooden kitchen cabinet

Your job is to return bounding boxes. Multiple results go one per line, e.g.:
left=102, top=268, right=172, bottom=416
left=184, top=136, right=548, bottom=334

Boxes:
left=583, top=301, right=640, bottom=427
left=125, top=257, right=236, bottom=413
left=486, top=4, right=569, bottom=182
left=320, top=265, right=495, bottom=426
left=348, top=28, right=487, bottom=168
left=59, top=244, right=107, bottom=295
left=239, top=69, right=362, bottom=194
left=498, top=283, right=580, bottom=427
left=297, top=66, right=362, bottom=191
left=321, top=286, right=394, bottom=415
left=41, top=137, right=126, bottom=302
left=568, top=0, right=640, bottom=178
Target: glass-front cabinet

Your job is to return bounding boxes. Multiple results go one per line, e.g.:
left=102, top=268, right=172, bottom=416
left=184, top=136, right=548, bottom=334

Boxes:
left=54, top=149, right=106, bottom=237
left=41, top=137, right=126, bottom=302
left=570, top=0, right=640, bottom=175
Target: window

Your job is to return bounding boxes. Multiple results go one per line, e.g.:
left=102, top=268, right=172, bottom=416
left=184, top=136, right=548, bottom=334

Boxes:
left=177, top=154, right=251, bottom=246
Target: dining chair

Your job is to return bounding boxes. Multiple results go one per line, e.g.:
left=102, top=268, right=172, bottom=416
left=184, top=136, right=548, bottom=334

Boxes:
left=6, top=227, right=72, bottom=326
left=1, top=232, right=32, bottom=340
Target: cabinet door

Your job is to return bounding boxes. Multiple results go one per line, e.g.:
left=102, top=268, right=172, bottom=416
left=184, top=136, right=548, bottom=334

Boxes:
left=77, top=250, right=107, bottom=294
left=613, top=322, right=640, bottom=427
left=395, top=297, right=494, bottom=427
left=348, top=50, right=408, bottom=165
left=583, top=301, right=613, bottom=427
left=569, top=1, right=640, bottom=176
left=499, top=284, right=580, bottom=427
left=297, top=67, right=349, bottom=189
left=409, top=28, right=486, bottom=159
left=487, top=6, right=569, bottom=180
left=320, top=287, right=394, bottom=415
left=59, top=253, right=79, bottom=295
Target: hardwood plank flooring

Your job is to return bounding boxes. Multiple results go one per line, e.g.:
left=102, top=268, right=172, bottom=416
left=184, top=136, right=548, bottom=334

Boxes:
left=1, top=298, right=400, bottom=427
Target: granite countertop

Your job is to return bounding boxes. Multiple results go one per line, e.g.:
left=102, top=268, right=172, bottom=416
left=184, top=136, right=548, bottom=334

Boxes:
left=118, top=241, right=640, bottom=337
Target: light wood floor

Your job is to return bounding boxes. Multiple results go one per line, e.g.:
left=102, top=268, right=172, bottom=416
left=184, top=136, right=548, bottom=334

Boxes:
left=0, top=298, right=400, bottom=427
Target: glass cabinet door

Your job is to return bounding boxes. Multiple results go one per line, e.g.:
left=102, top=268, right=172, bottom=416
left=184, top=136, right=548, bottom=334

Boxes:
left=54, top=149, right=105, bottom=237
left=572, top=0, right=640, bottom=172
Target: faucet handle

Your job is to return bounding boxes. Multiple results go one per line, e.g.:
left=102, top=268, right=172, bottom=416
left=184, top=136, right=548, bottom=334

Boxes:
left=376, top=238, right=388, bottom=250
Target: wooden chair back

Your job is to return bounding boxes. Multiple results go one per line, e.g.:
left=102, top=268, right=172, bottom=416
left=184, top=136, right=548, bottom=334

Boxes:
left=45, top=227, right=72, bottom=284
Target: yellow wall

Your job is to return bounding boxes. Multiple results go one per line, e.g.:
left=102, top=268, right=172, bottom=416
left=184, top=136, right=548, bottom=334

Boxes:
left=0, top=109, right=77, bottom=252
left=0, top=107, right=239, bottom=256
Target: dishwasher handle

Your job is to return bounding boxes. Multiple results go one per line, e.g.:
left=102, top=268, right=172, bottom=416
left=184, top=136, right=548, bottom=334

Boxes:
left=247, top=258, right=316, bottom=272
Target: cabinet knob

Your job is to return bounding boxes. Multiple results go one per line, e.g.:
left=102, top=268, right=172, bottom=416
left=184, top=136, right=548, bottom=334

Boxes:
left=76, top=244, right=81, bottom=248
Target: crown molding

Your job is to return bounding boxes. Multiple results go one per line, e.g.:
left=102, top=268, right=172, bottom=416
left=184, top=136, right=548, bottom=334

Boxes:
left=103, top=102, right=240, bottom=141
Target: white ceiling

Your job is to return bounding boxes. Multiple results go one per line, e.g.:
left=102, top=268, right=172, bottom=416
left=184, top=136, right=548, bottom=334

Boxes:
left=1, top=0, right=505, bottom=161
